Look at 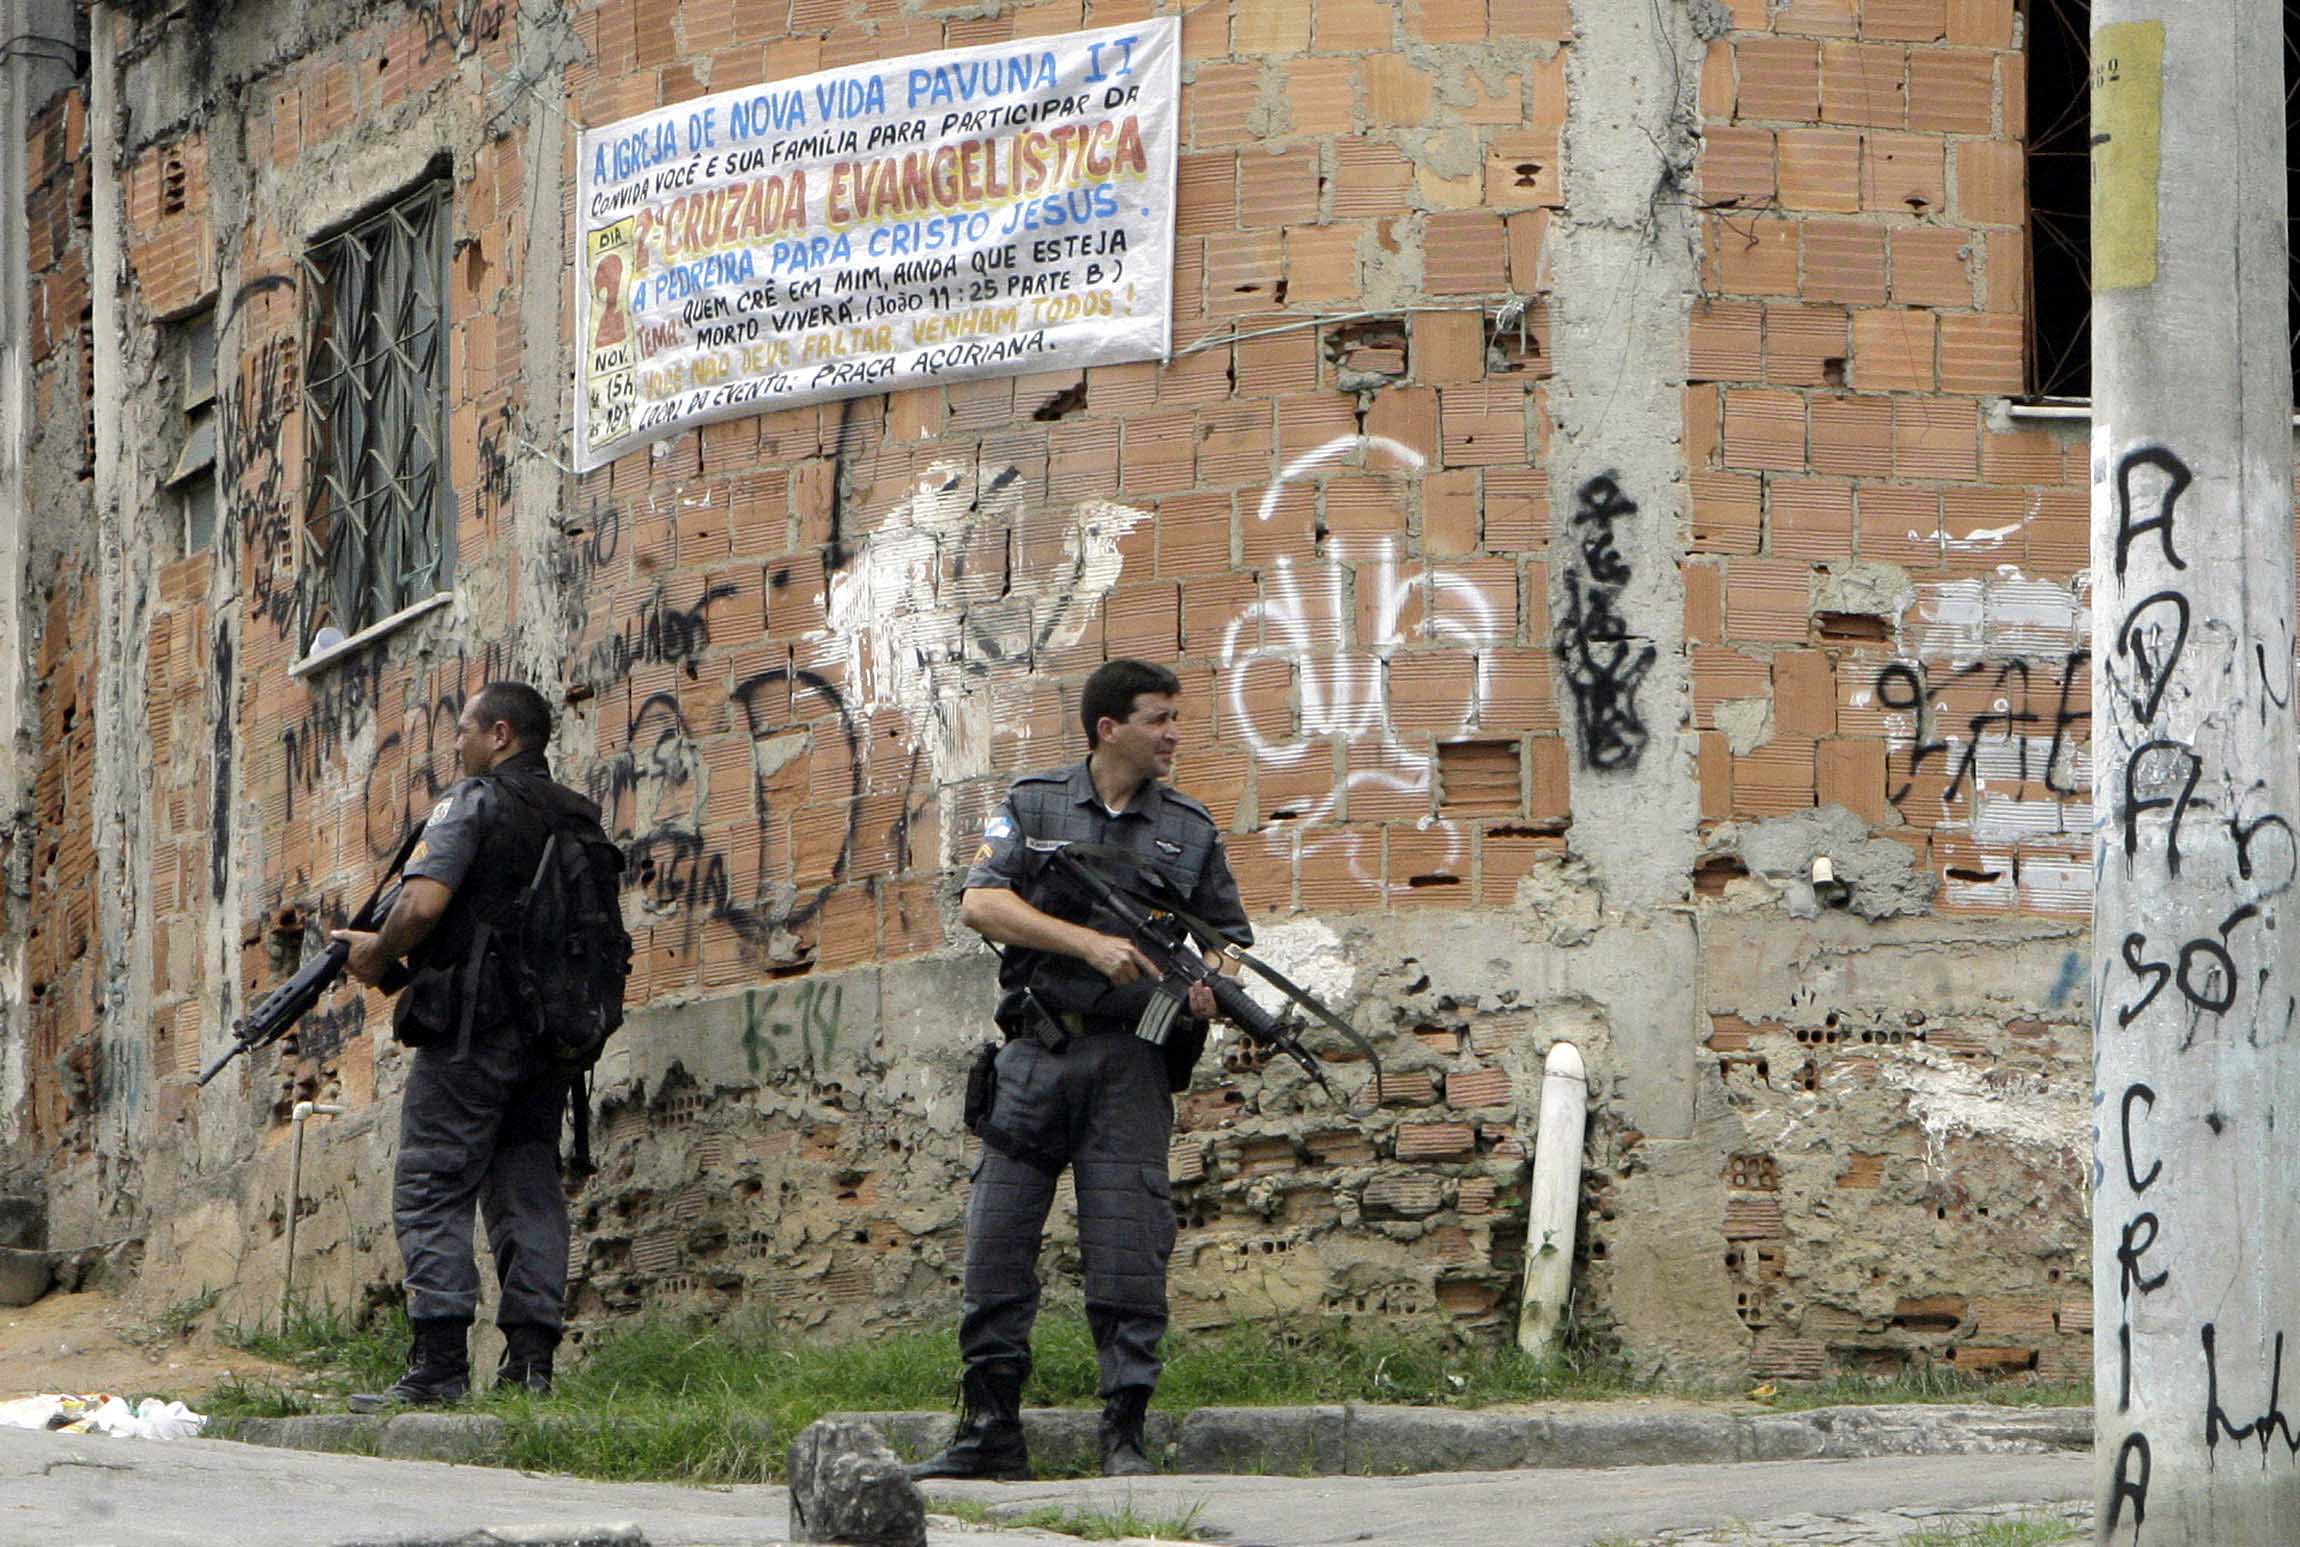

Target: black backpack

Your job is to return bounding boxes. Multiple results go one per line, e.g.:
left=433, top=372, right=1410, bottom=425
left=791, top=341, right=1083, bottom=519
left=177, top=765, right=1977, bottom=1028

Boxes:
left=491, top=775, right=633, bottom=1171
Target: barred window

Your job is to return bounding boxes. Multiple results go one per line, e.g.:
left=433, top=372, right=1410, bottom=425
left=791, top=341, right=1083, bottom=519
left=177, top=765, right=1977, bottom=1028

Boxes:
left=299, top=178, right=452, bottom=644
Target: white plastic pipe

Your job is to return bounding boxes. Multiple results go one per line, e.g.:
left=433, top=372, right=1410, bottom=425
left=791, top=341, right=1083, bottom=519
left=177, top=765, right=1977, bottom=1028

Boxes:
left=1515, top=1042, right=1588, bottom=1359
left=282, top=1101, right=344, bottom=1324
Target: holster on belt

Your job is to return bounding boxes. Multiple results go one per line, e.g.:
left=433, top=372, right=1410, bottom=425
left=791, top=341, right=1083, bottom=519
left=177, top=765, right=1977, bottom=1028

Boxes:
left=993, top=986, right=1071, bottom=1053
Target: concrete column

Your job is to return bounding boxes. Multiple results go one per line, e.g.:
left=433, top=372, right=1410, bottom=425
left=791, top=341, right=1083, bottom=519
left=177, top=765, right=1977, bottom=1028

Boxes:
left=1547, top=0, right=1705, bottom=1139
left=2088, top=2, right=2300, bottom=1538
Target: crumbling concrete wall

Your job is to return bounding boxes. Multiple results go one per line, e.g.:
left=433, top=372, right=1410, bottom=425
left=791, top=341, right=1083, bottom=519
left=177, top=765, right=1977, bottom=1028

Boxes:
left=2, top=0, right=2109, bottom=1388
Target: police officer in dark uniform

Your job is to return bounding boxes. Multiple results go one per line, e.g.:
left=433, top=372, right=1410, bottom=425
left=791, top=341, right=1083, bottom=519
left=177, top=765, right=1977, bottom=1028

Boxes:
left=336, top=681, right=598, bottom=1408
left=911, top=659, right=1250, bottom=1481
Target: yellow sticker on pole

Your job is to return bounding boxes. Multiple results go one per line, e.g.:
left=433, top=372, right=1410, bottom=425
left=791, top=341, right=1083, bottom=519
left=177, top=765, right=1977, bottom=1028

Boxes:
left=2091, top=20, right=2164, bottom=290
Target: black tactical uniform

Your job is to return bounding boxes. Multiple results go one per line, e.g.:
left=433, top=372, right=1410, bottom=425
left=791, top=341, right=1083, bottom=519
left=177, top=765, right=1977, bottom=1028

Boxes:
left=355, top=747, right=599, bottom=1406
left=919, top=758, right=1247, bottom=1477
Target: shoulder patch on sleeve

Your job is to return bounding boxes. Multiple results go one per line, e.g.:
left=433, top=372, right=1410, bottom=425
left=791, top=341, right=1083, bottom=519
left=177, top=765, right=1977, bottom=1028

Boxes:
left=984, top=813, right=1016, bottom=839
left=424, top=798, right=454, bottom=827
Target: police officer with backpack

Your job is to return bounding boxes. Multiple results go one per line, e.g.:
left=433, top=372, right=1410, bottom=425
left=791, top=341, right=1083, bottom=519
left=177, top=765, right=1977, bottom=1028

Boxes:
left=910, top=659, right=1250, bottom=1481
left=336, top=681, right=627, bottom=1409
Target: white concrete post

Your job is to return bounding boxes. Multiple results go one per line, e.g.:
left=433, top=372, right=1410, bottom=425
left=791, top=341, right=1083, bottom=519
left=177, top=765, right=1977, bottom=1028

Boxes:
left=2089, top=1, right=2300, bottom=1537
left=1516, top=1042, right=1587, bottom=1359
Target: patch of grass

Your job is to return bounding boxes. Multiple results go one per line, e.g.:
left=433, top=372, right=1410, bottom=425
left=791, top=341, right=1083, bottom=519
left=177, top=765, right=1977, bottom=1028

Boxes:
left=198, top=1303, right=2076, bottom=1490
left=930, top=1495, right=1207, bottom=1541
left=1001, top=1497, right=1208, bottom=1541
left=1763, top=1364, right=2090, bottom=1412
left=1896, top=1515, right=2085, bottom=1547
left=209, top=1300, right=413, bottom=1413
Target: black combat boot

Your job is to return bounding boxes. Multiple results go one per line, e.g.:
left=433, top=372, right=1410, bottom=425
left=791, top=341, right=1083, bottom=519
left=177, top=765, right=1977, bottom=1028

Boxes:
left=497, top=1324, right=560, bottom=1395
left=1098, top=1386, right=1155, bottom=1477
left=349, top=1318, right=470, bottom=1411
left=906, top=1361, right=1032, bottom=1481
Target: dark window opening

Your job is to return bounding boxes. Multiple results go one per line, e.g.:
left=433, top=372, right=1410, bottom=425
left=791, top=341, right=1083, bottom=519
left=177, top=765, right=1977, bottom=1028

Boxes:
left=2025, top=0, right=2300, bottom=399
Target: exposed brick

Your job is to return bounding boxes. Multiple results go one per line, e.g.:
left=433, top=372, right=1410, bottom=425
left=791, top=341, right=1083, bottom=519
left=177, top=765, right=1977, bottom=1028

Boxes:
left=1685, top=559, right=1726, bottom=642
left=1777, top=0, right=1859, bottom=35
left=1893, top=399, right=1978, bottom=480
left=1691, top=299, right=1764, bottom=382
left=1692, top=471, right=1764, bottom=553
left=1852, top=308, right=1936, bottom=391
left=1700, top=127, right=1778, bottom=206
left=1907, top=47, right=1995, bottom=132
left=1808, top=393, right=1893, bottom=475
left=1864, top=0, right=1946, bottom=41
left=1395, top=1120, right=1477, bottom=1159
left=1777, top=129, right=1862, bottom=212
left=1734, top=735, right=1819, bottom=817
left=1286, top=226, right=1362, bottom=304
left=1725, top=558, right=1812, bottom=644
left=1862, top=131, right=1945, bottom=216
left=1954, top=139, right=2025, bottom=227
left=1316, top=0, right=1394, bottom=50
left=1938, top=311, right=2023, bottom=394
left=1736, top=37, right=1820, bottom=121
left=1946, top=0, right=2014, bottom=47
left=1722, top=388, right=1807, bottom=472
left=1699, top=728, right=1733, bottom=820
left=1713, top=213, right=1799, bottom=296
left=1891, top=225, right=1974, bottom=306
left=1332, top=141, right=1414, bottom=217
left=1285, top=58, right=1358, bottom=135
left=1445, top=1067, right=1513, bottom=1108
left=1190, top=61, right=1261, bottom=148
left=1489, top=0, right=1570, bottom=41
left=1820, top=41, right=1905, bottom=127
left=1763, top=302, right=1848, bottom=387
left=1774, top=648, right=1838, bottom=736
left=1802, top=220, right=1889, bottom=303
left=1769, top=477, right=1854, bottom=560
left=1234, top=0, right=1312, bottom=53
left=1378, top=1070, right=1439, bottom=1106
left=1424, top=211, right=1509, bottom=295
left=1237, top=148, right=1320, bottom=228
left=1507, top=210, right=1549, bottom=291
left=1485, top=128, right=1562, bottom=209
left=1407, top=0, right=1486, bottom=43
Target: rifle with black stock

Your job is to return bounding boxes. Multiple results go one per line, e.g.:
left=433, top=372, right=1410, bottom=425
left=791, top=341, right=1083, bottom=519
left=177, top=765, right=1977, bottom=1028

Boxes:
left=1041, top=842, right=1383, bottom=1108
left=197, top=827, right=425, bottom=1088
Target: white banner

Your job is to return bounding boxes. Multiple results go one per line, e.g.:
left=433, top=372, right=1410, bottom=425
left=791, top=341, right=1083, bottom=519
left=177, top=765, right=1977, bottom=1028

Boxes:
left=573, top=19, right=1179, bottom=472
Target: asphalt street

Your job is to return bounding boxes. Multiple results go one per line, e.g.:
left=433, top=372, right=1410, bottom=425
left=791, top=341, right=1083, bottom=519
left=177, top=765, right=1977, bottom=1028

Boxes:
left=0, top=1425, right=2092, bottom=1547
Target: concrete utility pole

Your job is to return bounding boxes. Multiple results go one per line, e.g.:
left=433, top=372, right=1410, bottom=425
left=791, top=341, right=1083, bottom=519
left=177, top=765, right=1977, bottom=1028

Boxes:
left=2090, top=1, right=2300, bottom=1540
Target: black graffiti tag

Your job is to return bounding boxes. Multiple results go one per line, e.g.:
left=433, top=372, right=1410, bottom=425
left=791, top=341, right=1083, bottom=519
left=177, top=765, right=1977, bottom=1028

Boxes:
left=2114, top=445, right=2192, bottom=580
left=1555, top=474, right=1655, bottom=772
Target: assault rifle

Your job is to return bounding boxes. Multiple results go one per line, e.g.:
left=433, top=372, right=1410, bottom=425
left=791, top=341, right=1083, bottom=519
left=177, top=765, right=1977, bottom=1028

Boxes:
left=1041, top=843, right=1382, bottom=1108
left=197, top=828, right=424, bottom=1088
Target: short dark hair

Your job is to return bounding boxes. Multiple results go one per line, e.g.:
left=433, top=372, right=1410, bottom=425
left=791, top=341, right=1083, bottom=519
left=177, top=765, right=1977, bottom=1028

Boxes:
left=1080, top=659, right=1180, bottom=749
left=469, top=681, right=553, bottom=751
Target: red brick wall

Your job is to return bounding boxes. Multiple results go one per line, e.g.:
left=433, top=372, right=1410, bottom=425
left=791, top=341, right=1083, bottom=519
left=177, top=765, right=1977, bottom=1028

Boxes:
left=20, top=84, right=100, bottom=1151
left=1692, top=0, right=2094, bottom=917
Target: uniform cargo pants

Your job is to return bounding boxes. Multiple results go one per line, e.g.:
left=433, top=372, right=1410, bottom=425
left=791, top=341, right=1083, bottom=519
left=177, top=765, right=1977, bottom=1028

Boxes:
left=962, top=1029, right=1176, bottom=1396
left=393, top=1020, right=571, bottom=1331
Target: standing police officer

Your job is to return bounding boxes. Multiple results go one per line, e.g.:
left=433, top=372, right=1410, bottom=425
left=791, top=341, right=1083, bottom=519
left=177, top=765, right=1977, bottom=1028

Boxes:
left=911, top=659, right=1250, bottom=1481
left=337, top=682, right=597, bottom=1408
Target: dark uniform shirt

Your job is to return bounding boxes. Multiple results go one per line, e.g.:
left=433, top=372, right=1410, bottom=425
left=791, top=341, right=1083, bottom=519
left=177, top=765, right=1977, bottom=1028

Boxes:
left=394, top=747, right=574, bottom=1046
left=963, top=759, right=1250, bottom=1020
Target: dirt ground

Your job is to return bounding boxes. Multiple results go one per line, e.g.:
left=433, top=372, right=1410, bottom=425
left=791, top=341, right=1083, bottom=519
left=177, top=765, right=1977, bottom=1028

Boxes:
left=0, top=1289, right=295, bottom=1404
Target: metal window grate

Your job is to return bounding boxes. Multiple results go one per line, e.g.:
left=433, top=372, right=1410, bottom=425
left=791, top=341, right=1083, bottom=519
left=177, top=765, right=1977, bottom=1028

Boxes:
left=299, top=179, right=452, bottom=643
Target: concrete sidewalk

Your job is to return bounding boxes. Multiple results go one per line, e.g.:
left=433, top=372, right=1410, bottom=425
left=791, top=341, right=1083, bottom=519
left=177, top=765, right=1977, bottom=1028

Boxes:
left=0, top=1424, right=2094, bottom=1547
left=208, top=1399, right=2091, bottom=1477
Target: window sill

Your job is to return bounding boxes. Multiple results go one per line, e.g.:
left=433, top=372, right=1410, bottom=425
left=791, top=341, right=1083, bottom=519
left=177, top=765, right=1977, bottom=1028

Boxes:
left=288, top=591, right=455, bottom=680
left=2002, top=397, right=2300, bottom=428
